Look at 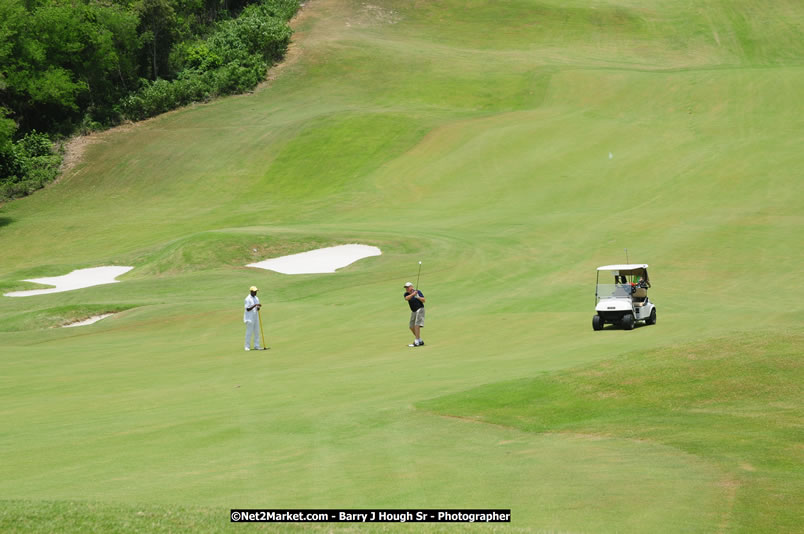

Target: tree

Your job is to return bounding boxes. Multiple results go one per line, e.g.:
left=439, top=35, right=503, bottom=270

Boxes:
left=77, top=3, right=141, bottom=122
left=0, top=108, right=18, bottom=179
left=135, top=0, right=178, bottom=80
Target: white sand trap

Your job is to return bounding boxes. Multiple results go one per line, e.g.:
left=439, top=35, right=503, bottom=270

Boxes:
left=247, top=244, right=381, bottom=274
left=62, top=313, right=114, bottom=328
left=4, top=266, right=134, bottom=297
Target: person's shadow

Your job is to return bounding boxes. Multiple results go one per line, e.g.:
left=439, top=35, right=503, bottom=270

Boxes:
left=0, top=217, right=13, bottom=228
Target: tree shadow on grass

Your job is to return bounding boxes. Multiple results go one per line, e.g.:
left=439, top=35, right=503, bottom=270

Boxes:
left=0, top=217, right=13, bottom=228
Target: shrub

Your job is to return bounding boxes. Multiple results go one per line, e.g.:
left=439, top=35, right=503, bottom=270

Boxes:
left=17, top=131, right=52, bottom=158
left=121, top=3, right=293, bottom=122
left=210, top=7, right=292, bottom=63
left=0, top=130, right=61, bottom=201
left=260, top=0, right=300, bottom=22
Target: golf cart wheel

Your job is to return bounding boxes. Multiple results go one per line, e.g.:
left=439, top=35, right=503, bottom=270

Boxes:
left=592, top=315, right=604, bottom=331
left=622, top=314, right=635, bottom=330
left=647, top=308, right=657, bottom=325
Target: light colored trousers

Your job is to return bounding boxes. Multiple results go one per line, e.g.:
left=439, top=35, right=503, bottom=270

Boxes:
left=245, top=320, right=261, bottom=349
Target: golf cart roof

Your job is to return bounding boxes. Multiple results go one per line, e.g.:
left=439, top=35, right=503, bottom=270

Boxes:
left=597, top=264, right=649, bottom=275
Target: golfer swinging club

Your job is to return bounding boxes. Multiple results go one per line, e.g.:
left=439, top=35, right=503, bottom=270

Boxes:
left=244, top=286, right=262, bottom=351
left=404, top=282, right=425, bottom=347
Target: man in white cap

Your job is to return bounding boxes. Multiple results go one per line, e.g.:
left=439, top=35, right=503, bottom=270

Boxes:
left=403, top=282, right=425, bottom=347
left=244, top=286, right=262, bottom=351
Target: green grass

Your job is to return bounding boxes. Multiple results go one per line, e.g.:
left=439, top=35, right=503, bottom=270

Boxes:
left=0, top=0, right=802, bottom=531
left=418, top=332, right=804, bottom=532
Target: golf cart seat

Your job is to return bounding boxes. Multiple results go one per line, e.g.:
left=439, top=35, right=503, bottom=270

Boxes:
left=633, top=287, right=648, bottom=306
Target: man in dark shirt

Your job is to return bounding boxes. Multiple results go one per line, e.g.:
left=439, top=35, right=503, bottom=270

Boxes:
left=404, top=282, right=426, bottom=347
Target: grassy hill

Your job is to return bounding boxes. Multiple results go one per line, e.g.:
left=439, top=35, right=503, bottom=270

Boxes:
left=0, top=0, right=802, bottom=532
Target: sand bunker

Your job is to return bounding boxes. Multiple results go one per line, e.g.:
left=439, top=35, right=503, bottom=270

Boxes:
left=4, top=266, right=134, bottom=297
left=62, top=313, right=114, bottom=328
left=247, top=244, right=381, bottom=274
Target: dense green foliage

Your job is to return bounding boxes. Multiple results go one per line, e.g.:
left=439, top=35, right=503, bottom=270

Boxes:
left=0, top=0, right=298, bottom=200
left=121, top=2, right=292, bottom=121
left=0, top=111, right=61, bottom=200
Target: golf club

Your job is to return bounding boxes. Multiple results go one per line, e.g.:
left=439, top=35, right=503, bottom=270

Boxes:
left=415, top=260, right=422, bottom=290
left=257, top=307, right=268, bottom=350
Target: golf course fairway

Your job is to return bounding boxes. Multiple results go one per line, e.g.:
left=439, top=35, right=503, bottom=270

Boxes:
left=0, top=0, right=802, bottom=532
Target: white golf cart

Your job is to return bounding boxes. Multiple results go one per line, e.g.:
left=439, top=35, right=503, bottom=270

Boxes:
left=593, top=264, right=656, bottom=331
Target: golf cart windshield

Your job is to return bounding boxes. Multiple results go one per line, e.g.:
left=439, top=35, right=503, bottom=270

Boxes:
left=596, top=283, right=633, bottom=300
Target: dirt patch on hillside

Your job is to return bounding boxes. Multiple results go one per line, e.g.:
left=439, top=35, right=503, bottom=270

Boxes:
left=59, top=135, right=97, bottom=178
left=345, top=3, right=401, bottom=27
left=58, top=128, right=126, bottom=179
